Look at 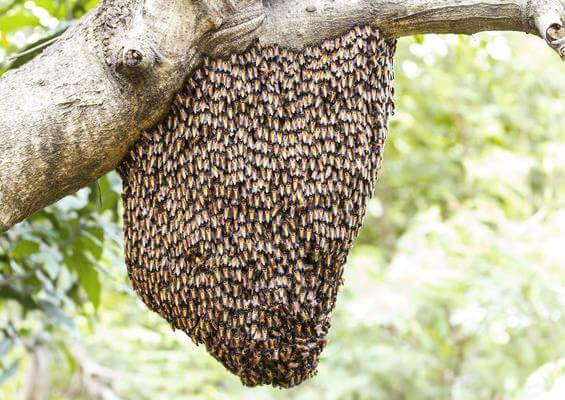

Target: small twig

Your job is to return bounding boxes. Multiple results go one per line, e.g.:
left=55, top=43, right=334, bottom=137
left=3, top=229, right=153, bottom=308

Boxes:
left=7, top=37, right=60, bottom=62
left=66, top=340, right=123, bottom=400
left=96, top=180, right=102, bottom=208
left=0, top=0, right=20, bottom=16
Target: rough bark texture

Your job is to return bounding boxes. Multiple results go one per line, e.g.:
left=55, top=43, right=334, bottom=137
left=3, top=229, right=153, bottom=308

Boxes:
left=0, top=0, right=564, bottom=232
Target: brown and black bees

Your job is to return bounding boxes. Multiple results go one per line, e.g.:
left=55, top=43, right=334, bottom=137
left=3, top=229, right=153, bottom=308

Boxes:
left=118, top=26, right=396, bottom=388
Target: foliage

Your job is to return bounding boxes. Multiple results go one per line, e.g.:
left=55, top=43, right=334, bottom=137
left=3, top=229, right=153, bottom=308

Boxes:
left=1, top=2, right=565, bottom=399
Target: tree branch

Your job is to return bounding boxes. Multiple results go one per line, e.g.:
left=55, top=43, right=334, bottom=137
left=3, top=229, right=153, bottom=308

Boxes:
left=0, top=0, right=563, bottom=232
left=260, top=0, right=565, bottom=56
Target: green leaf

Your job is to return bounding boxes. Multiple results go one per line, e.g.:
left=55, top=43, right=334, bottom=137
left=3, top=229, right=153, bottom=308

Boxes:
left=10, top=239, right=39, bottom=259
left=0, top=9, right=38, bottom=33
left=80, top=227, right=104, bottom=260
left=78, top=261, right=101, bottom=309
left=68, top=251, right=101, bottom=309
left=59, top=341, right=78, bottom=374
left=0, top=285, right=38, bottom=310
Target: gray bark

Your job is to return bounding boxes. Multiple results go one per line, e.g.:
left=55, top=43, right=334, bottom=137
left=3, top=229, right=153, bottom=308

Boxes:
left=0, top=0, right=564, bottom=232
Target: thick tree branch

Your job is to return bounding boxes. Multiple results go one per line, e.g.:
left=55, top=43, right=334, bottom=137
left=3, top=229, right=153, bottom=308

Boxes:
left=261, top=0, right=565, bottom=56
left=0, top=0, right=563, bottom=232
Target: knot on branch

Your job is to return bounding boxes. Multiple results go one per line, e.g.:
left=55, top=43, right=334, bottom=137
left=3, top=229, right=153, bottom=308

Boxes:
left=123, top=49, right=144, bottom=67
left=115, top=39, right=160, bottom=77
left=528, top=0, right=565, bottom=59
left=546, top=22, right=565, bottom=58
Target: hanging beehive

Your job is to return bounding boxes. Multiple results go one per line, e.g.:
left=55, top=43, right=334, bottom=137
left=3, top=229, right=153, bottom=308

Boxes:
left=118, top=26, right=396, bottom=388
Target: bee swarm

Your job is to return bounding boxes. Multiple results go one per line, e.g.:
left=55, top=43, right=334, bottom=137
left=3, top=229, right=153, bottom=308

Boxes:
left=119, top=26, right=395, bottom=388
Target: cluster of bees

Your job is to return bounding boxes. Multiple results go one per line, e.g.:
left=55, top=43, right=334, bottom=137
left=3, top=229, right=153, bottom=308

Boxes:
left=119, top=26, right=396, bottom=387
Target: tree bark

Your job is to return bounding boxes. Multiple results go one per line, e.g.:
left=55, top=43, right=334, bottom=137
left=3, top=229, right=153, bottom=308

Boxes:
left=0, top=0, right=563, bottom=232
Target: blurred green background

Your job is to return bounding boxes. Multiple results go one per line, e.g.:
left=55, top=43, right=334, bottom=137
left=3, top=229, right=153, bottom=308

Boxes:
left=1, top=1, right=565, bottom=399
